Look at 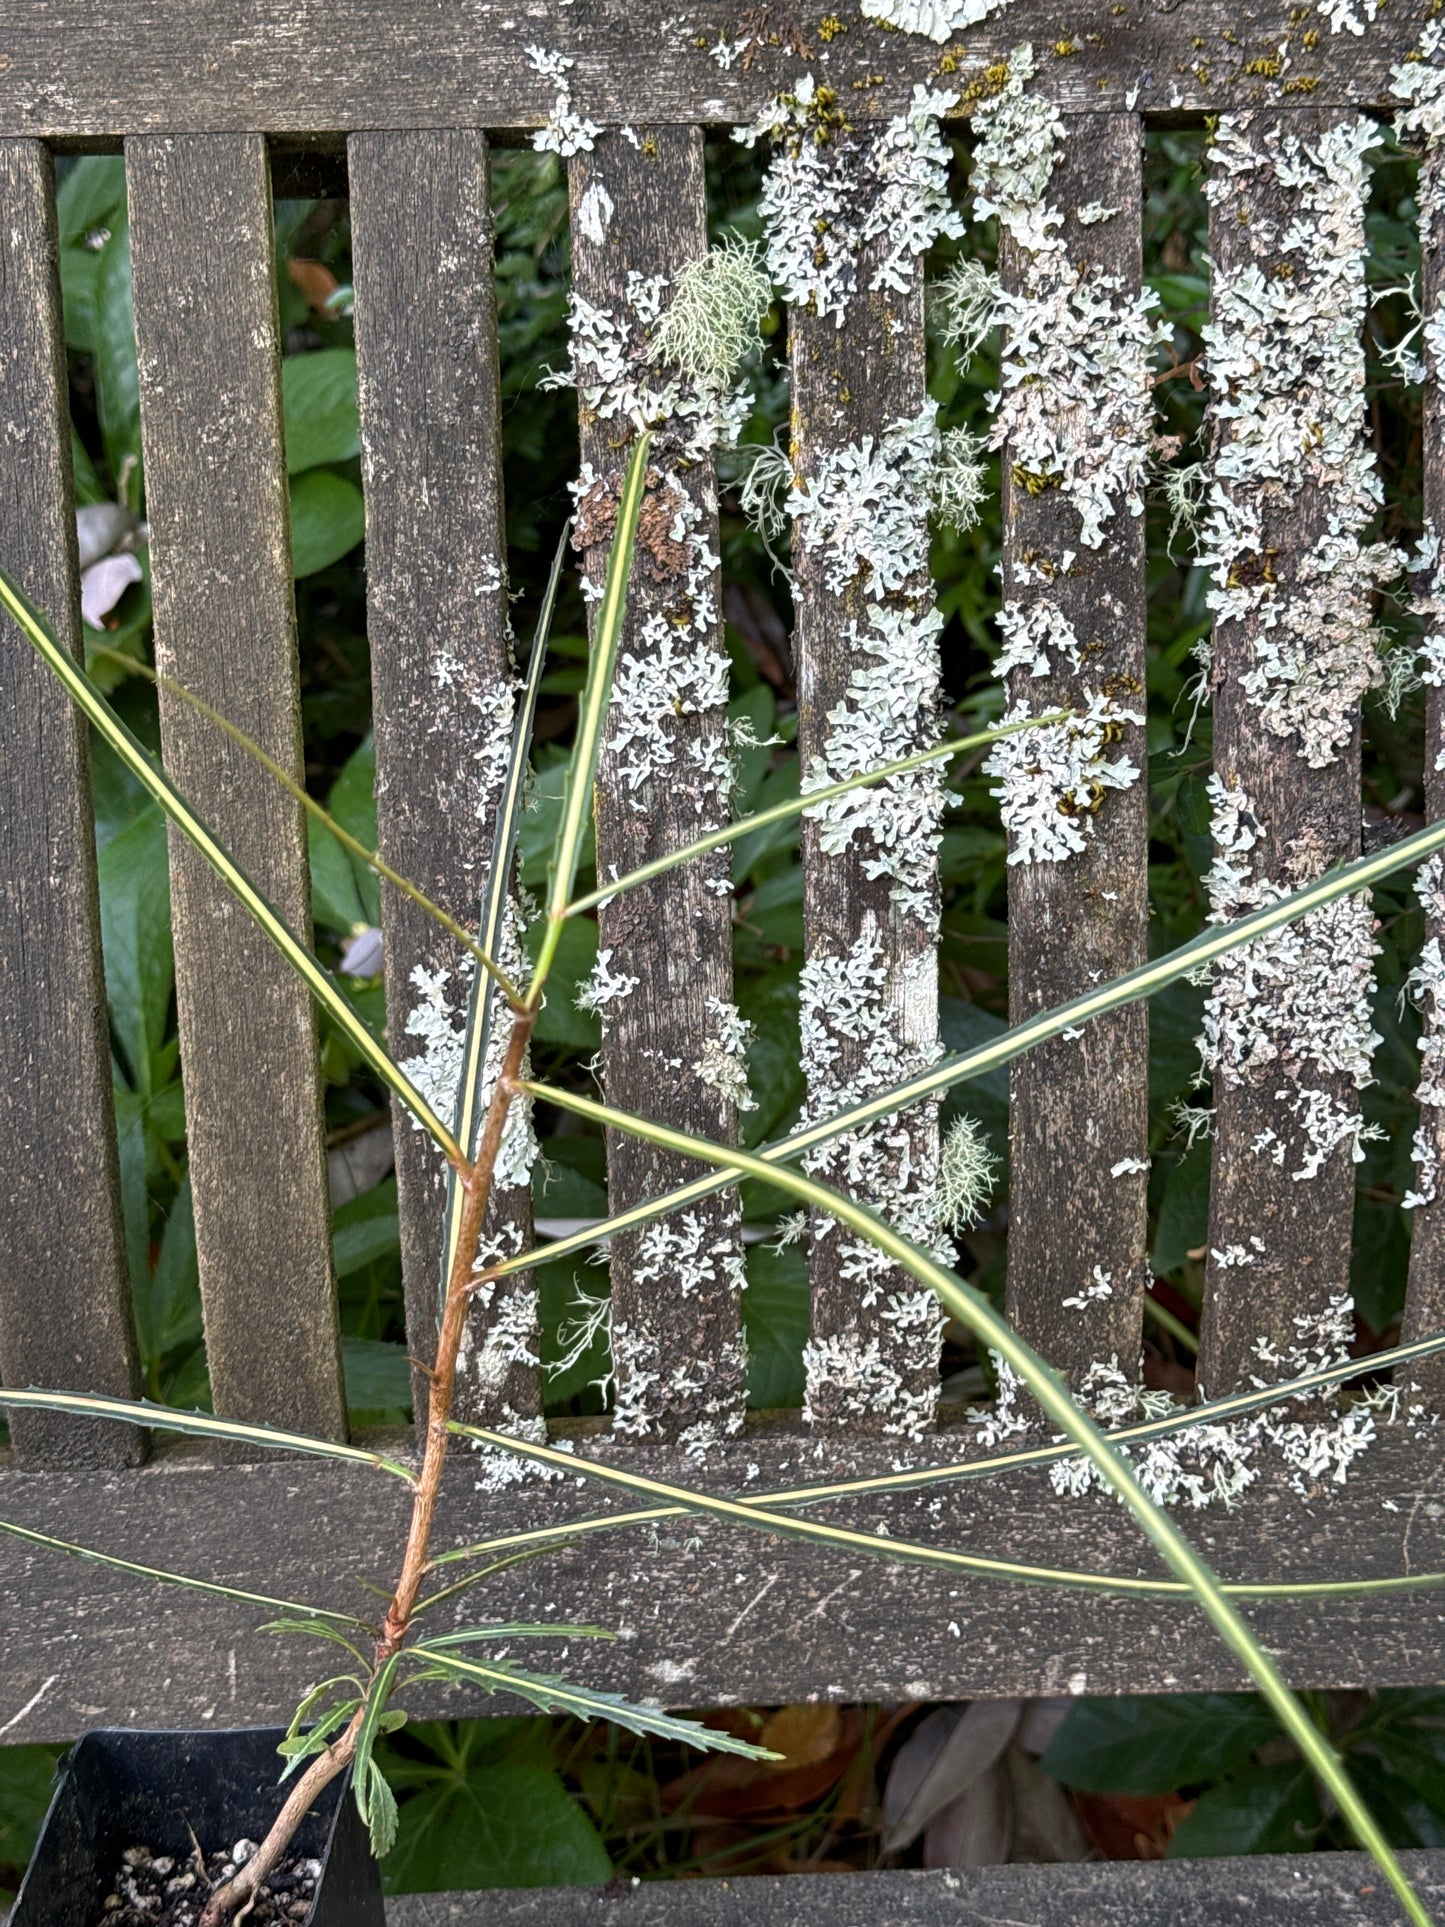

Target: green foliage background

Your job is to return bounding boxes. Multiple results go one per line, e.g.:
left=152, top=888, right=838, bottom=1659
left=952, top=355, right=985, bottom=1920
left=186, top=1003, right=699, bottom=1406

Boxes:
left=2, top=128, right=1439, bottom=1894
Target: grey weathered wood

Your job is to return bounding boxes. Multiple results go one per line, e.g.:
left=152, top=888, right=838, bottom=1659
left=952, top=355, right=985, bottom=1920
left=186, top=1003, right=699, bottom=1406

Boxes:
left=0, top=139, right=142, bottom=1468
left=790, top=145, right=942, bottom=1437
left=1000, top=117, right=1151, bottom=1388
left=0, top=4, right=1430, bottom=139
left=1198, top=110, right=1372, bottom=1398
left=387, top=1854, right=1445, bottom=1927
left=126, top=134, right=345, bottom=1439
left=350, top=129, right=538, bottom=1429
left=1402, top=121, right=1445, bottom=1404
left=3, top=1416, right=1445, bottom=1738
left=568, top=128, right=747, bottom=1446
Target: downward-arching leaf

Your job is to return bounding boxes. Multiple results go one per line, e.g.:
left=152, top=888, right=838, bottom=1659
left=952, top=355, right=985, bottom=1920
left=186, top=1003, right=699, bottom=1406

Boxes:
left=0, top=1517, right=364, bottom=1626
left=406, top=1647, right=778, bottom=1760
left=0, top=1388, right=413, bottom=1480
left=449, top=1415, right=1445, bottom=1601
left=353, top=1654, right=403, bottom=1857
left=562, top=709, right=1068, bottom=919
left=438, top=523, right=568, bottom=1310
left=420, top=1622, right=613, bottom=1648
left=506, top=1080, right=1428, bottom=1927
left=0, top=566, right=462, bottom=1161
left=528, top=434, right=651, bottom=1000
left=486, top=814, right=1445, bottom=1284
left=435, top=1328, right=1445, bottom=1583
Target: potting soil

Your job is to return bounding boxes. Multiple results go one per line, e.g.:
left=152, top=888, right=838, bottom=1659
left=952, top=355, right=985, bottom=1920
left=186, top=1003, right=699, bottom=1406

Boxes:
left=94, top=1839, right=322, bottom=1924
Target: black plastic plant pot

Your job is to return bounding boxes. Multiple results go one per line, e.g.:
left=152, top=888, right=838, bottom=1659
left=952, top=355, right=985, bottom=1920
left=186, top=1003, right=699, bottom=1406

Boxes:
left=11, top=1726, right=385, bottom=1927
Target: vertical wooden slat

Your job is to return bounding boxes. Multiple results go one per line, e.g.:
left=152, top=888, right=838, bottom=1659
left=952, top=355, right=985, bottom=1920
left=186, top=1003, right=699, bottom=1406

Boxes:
left=1197, top=111, right=1387, bottom=1396
left=0, top=140, right=143, bottom=1467
left=126, top=134, right=345, bottom=1438
left=1402, top=96, right=1445, bottom=1400
left=568, top=129, right=749, bottom=1449
left=350, top=129, right=539, bottom=1430
left=999, top=117, right=1152, bottom=1389
left=789, top=143, right=946, bottom=1439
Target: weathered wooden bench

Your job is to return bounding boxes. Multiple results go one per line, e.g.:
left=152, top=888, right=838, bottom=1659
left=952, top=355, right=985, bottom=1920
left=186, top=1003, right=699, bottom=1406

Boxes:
left=4, top=0, right=1445, bottom=1917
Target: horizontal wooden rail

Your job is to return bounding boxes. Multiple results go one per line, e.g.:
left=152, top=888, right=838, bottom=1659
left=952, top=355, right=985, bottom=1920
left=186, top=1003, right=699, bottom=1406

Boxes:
left=1, top=1419, right=1444, bottom=1738
left=0, top=3, right=1428, bottom=139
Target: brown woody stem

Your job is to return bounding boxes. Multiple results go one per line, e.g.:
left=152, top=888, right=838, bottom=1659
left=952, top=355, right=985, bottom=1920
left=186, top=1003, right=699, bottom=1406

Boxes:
left=201, top=1005, right=535, bottom=1922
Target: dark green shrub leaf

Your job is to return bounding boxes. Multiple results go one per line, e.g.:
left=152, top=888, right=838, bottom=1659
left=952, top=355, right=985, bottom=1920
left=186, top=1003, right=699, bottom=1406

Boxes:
left=381, top=1763, right=610, bottom=1894
left=1166, top=1761, right=1320, bottom=1858
left=1044, top=1694, right=1276, bottom=1796
left=290, top=470, right=365, bottom=578
left=1152, top=1140, right=1211, bottom=1277
left=283, top=348, right=360, bottom=474
left=743, top=1242, right=809, bottom=1409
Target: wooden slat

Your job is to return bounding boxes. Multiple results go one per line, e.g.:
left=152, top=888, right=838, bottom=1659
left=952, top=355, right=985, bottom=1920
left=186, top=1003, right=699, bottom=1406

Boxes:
left=788, top=142, right=944, bottom=1438
left=567, top=128, right=748, bottom=1448
left=3, top=1416, right=1445, bottom=1735
left=0, top=4, right=1429, bottom=140
left=1197, top=111, right=1383, bottom=1396
left=391, top=1855, right=1445, bottom=1927
left=0, top=139, right=142, bottom=1468
left=350, top=130, right=538, bottom=1430
left=1402, top=105, right=1445, bottom=1403
left=126, top=134, right=345, bottom=1438
left=999, top=116, right=1151, bottom=1389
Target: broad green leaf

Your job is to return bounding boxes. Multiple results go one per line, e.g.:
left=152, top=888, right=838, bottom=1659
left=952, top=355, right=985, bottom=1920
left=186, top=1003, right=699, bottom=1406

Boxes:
left=524, top=915, right=599, bottom=1049
left=290, top=469, right=365, bottom=578
left=96, top=801, right=173, bottom=1095
left=382, top=1765, right=611, bottom=1894
left=342, top=1336, right=412, bottom=1415
left=94, top=220, right=141, bottom=486
left=56, top=156, right=127, bottom=247
left=112, top=1074, right=150, bottom=1305
left=517, top=754, right=592, bottom=893
left=70, top=429, right=107, bottom=506
left=1148, top=978, right=1208, bottom=1108
left=133, top=1179, right=202, bottom=1366
left=333, top=1184, right=401, bottom=1279
left=1347, top=1756, right=1445, bottom=1849
left=0, top=1744, right=64, bottom=1889
left=283, top=347, right=360, bottom=473
left=743, top=1243, right=808, bottom=1410
left=1167, top=1761, right=1321, bottom=1858
left=1152, top=1140, right=1211, bottom=1277
left=1043, top=1694, right=1277, bottom=1796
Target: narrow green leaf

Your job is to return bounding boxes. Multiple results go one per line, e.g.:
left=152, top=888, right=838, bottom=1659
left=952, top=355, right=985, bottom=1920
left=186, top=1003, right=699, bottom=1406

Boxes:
left=354, top=1655, right=403, bottom=1856
left=435, top=1327, right=1445, bottom=1582
left=528, top=434, right=650, bottom=1000
left=438, top=523, right=568, bottom=1312
left=407, top=1647, right=778, bottom=1760
left=0, top=1387, right=413, bottom=1479
left=0, top=1516, right=363, bottom=1626
left=562, top=709, right=1068, bottom=919
left=487, top=814, right=1445, bottom=1284
left=278, top=1695, right=365, bottom=1781
left=421, top=1623, right=612, bottom=1648
left=0, top=568, right=462, bottom=1160
left=506, top=1079, right=1428, bottom=1926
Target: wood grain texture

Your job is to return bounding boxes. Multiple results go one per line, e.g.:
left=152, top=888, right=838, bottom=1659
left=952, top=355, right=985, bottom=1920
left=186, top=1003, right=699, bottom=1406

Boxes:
left=789, top=154, right=942, bottom=1436
left=387, top=1855, right=1445, bottom=1927
left=2, top=1417, right=1445, bottom=1738
left=1000, top=118, right=1151, bottom=1388
left=568, top=129, right=748, bottom=1447
left=0, top=139, right=142, bottom=1468
left=126, top=134, right=345, bottom=1439
left=0, top=3, right=1429, bottom=139
left=350, top=130, right=538, bottom=1429
left=1402, top=126, right=1445, bottom=1405
left=1197, top=111, right=1373, bottom=1397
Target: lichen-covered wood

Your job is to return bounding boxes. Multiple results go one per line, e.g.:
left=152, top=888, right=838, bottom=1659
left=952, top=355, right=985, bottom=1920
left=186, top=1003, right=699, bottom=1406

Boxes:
left=127, top=133, right=345, bottom=1439
left=350, top=130, right=540, bottom=1431
left=0, top=3, right=1431, bottom=139
left=995, top=111, right=1152, bottom=1391
left=1197, top=110, right=1390, bottom=1397
left=0, top=138, right=141, bottom=1469
left=567, top=129, right=749, bottom=1449
left=783, top=108, right=949, bottom=1439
